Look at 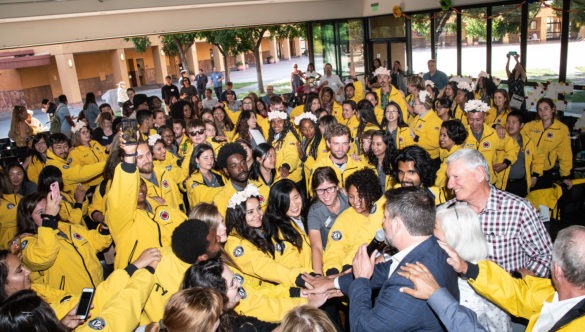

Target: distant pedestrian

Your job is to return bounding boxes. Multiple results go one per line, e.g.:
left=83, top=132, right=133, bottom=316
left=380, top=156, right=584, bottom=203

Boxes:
left=211, top=67, right=224, bottom=100
left=291, top=64, right=303, bottom=95
left=195, top=69, right=208, bottom=100
left=161, top=75, right=180, bottom=107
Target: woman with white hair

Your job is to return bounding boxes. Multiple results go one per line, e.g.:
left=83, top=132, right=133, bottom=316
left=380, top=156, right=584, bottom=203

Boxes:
left=434, top=204, right=511, bottom=332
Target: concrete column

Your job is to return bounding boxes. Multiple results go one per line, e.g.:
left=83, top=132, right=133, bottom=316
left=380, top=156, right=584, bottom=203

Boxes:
left=269, top=37, right=279, bottom=63
left=212, top=45, right=225, bottom=71
left=54, top=53, right=82, bottom=104
left=111, top=49, right=130, bottom=87
left=237, top=53, right=246, bottom=67
left=186, top=43, right=200, bottom=74
left=152, top=46, right=168, bottom=84
left=281, top=38, right=291, bottom=60
left=291, top=37, right=302, bottom=57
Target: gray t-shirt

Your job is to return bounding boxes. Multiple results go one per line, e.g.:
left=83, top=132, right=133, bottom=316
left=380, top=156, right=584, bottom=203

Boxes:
left=307, top=192, right=349, bottom=248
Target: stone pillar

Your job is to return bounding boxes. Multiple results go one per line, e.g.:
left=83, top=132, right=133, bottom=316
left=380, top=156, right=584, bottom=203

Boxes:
left=111, top=49, right=130, bottom=87
left=54, top=53, right=82, bottom=104
left=237, top=53, right=246, bottom=68
left=186, top=43, right=200, bottom=74
left=269, top=37, right=279, bottom=63
left=152, top=46, right=168, bottom=84
left=281, top=38, right=291, bottom=60
left=212, top=45, right=225, bottom=72
left=291, top=37, right=302, bottom=57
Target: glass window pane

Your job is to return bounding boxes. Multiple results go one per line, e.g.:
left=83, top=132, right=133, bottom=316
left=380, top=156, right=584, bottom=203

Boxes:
left=461, top=8, right=487, bottom=77
left=567, top=0, right=585, bottom=85
left=490, top=4, right=523, bottom=88
left=526, top=3, right=560, bottom=82
left=370, top=15, right=405, bottom=39
left=411, top=14, right=432, bottom=74
left=311, top=22, right=336, bottom=74
left=339, top=20, right=365, bottom=76
left=434, top=11, right=457, bottom=76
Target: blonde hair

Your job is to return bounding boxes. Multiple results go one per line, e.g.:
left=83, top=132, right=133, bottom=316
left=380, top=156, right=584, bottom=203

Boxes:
left=435, top=204, right=489, bottom=262
left=406, top=75, right=424, bottom=91
left=280, top=305, right=336, bottom=332
left=162, top=287, right=223, bottom=332
left=189, top=203, right=222, bottom=231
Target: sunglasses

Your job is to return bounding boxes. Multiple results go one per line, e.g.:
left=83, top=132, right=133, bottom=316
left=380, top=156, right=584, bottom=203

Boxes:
left=189, top=129, right=205, bottom=136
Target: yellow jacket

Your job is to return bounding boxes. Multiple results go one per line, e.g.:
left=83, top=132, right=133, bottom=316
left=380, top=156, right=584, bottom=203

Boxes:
left=436, top=144, right=464, bottom=188
left=323, top=206, right=381, bottom=274
left=468, top=260, right=585, bottom=331
left=392, top=126, right=416, bottom=150
left=463, top=123, right=519, bottom=182
left=410, top=110, right=443, bottom=159
left=106, top=163, right=187, bottom=269
left=26, top=155, right=45, bottom=185
left=272, top=222, right=312, bottom=272
left=522, top=119, right=573, bottom=177
left=69, top=140, right=108, bottom=188
left=453, top=104, right=467, bottom=126
left=140, top=246, right=191, bottom=325
left=46, top=149, right=106, bottom=195
left=374, top=86, right=408, bottom=121
left=213, top=180, right=270, bottom=218
left=143, top=165, right=185, bottom=213
left=495, top=132, right=544, bottom=192
left=308, top=153, right=371, bottom=196
left=337, top=115, right=360, bottom=141
left=185, top=170, right=226, bottom=208
left=271, top=131, right=303, bottom=183
left=175, top=134, right=192, bottom=160
left=153, top=153, right=183, bottom=186
left=225, top=228, right=311, bottom=288
left=0, top=194, right=20, bottom=250
left=493, top=108, right=512, bottom=128
left=21, top=222, right=111, bottom=294
left=229, top=265, right=307, bottom=323
left=88, top=180, right=108, bottom=223
left=58, top=191, right=88, bottom=225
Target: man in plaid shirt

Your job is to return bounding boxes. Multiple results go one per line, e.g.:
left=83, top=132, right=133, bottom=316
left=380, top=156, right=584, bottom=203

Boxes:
left=445, top=148, right=552, bottom=278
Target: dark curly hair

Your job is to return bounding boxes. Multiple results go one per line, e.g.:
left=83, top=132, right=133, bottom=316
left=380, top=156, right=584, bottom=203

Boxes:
left=234, top=110, right=263, bottom=144
left=393, top=146, right=436, bottom=188
left=262, top=180, right=305, bottom=255
left=216, top=143, right=247, bottom=170
left=268, top=118, right=301, bottom=149
left=441, top=120, right=468, bottom=145
left=225, top=195, right=272, bottom=256
left=344, top=168, right=382, bottom=212
left=298, top=118, right=322, bottom=161
left=366, top=131, right=397, bottom=175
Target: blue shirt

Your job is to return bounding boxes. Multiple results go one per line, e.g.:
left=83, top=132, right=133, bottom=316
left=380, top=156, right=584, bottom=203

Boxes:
left=211, top=72, right=223, bottom=87
left=56, top=103, right=71, bottom=137
left=423, top=70, right=449, bottom=89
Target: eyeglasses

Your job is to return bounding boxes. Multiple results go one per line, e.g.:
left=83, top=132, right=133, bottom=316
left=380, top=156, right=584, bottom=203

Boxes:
left=315, top=186, right=337, bottom=195
left=189, top=129, right=205, bottom=136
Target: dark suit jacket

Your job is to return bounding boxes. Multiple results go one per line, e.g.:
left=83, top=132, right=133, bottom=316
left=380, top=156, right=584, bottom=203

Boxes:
left=338, top=236, right=459, bottom=331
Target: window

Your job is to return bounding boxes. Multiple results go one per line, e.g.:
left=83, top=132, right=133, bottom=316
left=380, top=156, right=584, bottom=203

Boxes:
left=411, top=13, right=432, bottom=74
left=434, top=11, right=457, bottom=76
left=370, top=15, right=405, bottom=39
left=460, top=8, right=487, bottom=77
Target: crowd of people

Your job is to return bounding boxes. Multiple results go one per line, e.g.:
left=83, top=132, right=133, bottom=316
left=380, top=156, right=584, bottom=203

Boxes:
left=0, top=55, right=583, bottom=332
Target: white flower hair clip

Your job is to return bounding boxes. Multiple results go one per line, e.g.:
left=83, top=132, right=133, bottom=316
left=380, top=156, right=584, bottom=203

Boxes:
left=71, top=120, right=86, bottom=134
left=464, top=100, right=490, bottom=113
left=478, top=71, right=490, bottom=79
left=373, top=67, right=391, bottom=77
left=294, top=112, right=318, bottom=126
left=227, top=184, right=261, bottom=209
left=268, top=110, right=288, bottom=121
left=425, top=80, right=435, bottom=88
left=418, top=90, right=430, bottom=104
left=457, top=81, right=474, bottom=93
left=148, top=134, right=161, bottom=146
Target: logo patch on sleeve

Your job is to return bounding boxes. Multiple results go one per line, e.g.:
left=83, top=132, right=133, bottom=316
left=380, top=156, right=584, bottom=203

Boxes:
left=6, top=203, right=15, bottom=209
left=62, top=165, right=70, bottom=169
left=233, top=246, right=244, bottom=257
left=20, top=240, right=28, bottom=251
left=331, top=231, right=343, bottom=241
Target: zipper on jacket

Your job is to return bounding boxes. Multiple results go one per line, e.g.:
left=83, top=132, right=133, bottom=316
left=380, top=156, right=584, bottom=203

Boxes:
left=128, top=240, right=138, bottom=265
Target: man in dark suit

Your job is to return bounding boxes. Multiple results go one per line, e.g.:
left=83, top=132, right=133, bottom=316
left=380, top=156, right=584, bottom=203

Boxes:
left=305, top=187, right=459, bottom=331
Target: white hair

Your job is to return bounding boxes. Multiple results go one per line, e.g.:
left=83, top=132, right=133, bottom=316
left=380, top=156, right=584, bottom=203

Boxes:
left=436, top=204, right=489, bottom=262
left=446, top=148, right=490, bottom=182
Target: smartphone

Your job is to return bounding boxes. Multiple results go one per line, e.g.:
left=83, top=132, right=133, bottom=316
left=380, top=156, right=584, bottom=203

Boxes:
left=121, top=118, right=138, bottom=145
left=49, top=181, right=59, bottom=200
left=508, top=51, right=518, bottom=56
left=75, top=288, right=95, bottom=319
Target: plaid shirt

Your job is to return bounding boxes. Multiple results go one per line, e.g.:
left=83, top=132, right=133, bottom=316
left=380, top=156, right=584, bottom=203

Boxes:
left=447, top=186, right=552, bottom=277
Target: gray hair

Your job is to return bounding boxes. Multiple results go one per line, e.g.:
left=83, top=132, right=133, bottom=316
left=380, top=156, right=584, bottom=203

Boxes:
left=446, top=148, right=490, bottom=182
left=553, top=225, right=585, bottom=288
left=436, top=204, right=489, bottom=262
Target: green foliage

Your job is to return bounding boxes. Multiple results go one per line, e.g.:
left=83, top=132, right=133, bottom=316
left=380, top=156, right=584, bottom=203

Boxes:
left=412, top=20, right=431, bottom=39
left=160, top=33, right=197, bottom=57
left=553, top=0, right=585, bottom=33
left=124, top=37, right=151, bottom=53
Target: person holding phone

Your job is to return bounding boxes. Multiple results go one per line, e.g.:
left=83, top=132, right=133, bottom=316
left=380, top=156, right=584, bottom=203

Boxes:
left=16, top=191, right=112, bottom=295
left=505, top=52, right=527, bottom=112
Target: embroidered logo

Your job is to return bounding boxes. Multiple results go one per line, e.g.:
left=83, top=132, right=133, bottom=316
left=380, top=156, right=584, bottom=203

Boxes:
left=20, top=240, right=28, bottom=251
left=238, top=287, right=247, bottom=299
left=233, top=246, right=244, bottom=257
left=275, top=242, right=285, bottom=253
left=191, top=182, right=198, bottom=189
left=526, top=149, right=530, bottom=156
left=159, top=211, right=170, bottom=221
left=417, top=124, right=423, bottom=130
left=6, top=203, right=15, bottom=209
left=258, top=195, right=265, bottom=205
left=234, top=273, right=244, bottom=285
left=73, top=233, right=84, bottom=241
left=165, top=165, right=172, bottom=171
left=398, top=137, right=404, bottom=144
left=370, top=203, right=377, bottom=214
left=482, top=141, right=491, bottom=149
left=87, top=318, right=106, bottom=330
left=546, top=132, right=554, bottom=139
left=62, top=165, right=70, bottom=169
left=162, top=180, right=169, bottom=188
left=331, top=231, right=343, bottom=241
left=67, top=157, right=72, bottom=163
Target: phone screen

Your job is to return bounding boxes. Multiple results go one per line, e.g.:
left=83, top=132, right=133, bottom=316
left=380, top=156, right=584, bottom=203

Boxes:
left=50, top=181, right=59, bottom=200
left=122, top=119, right=138, bottom=145
left=75, top=289, right=94, bottom=318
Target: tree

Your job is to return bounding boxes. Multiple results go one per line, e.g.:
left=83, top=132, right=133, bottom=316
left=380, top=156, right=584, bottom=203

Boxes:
left=126, top=33, right=196, bottom=73
left=197, top=29, right=251, bottom=82
left=124, top=37, right=151, bottom=53
left=552, top=0, right=585, bottom=35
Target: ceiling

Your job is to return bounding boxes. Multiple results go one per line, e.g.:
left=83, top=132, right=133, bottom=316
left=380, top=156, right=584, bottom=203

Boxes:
left=0, top=0, right=505, bottom=49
